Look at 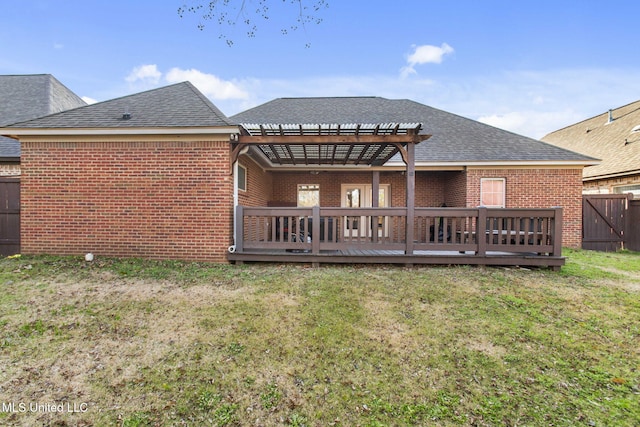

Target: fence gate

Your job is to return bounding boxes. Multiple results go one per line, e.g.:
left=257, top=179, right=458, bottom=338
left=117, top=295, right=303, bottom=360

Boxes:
left=0, top=178, right=20, bottom=256
left=582, top=194, right=630, bottom=251
left=628, top=200, right=640, bottom=251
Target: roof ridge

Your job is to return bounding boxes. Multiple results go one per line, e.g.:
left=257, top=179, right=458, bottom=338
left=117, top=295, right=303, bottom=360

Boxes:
left=7, top=82, right=197, bottom=127
left=5, top=81, right=236, bottom=129
left=91, top=81, right=190, bottom=106
left=0, top=73, right=51, bottom=77
left=181, top=81, right=233, bottom=125
left=278, top=96, right=382, bottom=100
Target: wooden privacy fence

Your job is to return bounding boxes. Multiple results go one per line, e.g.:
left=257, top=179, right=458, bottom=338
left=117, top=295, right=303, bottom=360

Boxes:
left=582, top=194, right=639, bottom=251
left=0, top=178, right=20, bottom=256
left=235, top=206, right=562, bottom=257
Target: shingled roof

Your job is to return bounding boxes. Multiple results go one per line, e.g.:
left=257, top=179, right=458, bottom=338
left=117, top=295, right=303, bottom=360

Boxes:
left=542, top=100, right=640, bottom=180
left=0, top=74, right=86, bottom=158
left=232, top=97, right=597, bottom=166
left=4, top=81, right=234, bottom=133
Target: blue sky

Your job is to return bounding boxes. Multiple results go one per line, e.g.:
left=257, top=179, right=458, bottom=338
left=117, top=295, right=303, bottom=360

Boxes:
left=3, top=0, right=640, bottom=138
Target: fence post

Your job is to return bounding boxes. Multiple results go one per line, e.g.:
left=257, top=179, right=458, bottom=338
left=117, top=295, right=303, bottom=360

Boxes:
left=628, top=197, right=640, bottom=251
left=553, top=207, right=563, bottom=257
left=624, top=193, right=633, bottom=250
left=235, top=205, right=244, bottom=253
left=477, top=207, right=487, bottom=256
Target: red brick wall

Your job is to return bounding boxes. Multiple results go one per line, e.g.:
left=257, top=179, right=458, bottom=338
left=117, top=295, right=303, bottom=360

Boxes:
left=444, top=171, right=467, bottom=207
left=268, top=171, right=454, bottom=207
left=466, top=168, right=583, bottom=248
left=21, top=139, right=234, bottom=262
left=238, top=155, right=273, bottom=207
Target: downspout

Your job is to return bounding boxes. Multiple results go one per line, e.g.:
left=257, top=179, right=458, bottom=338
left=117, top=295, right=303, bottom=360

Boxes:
left=229, top=159, right=239, bottom=253
left=229, top=142, right=248, bottom=253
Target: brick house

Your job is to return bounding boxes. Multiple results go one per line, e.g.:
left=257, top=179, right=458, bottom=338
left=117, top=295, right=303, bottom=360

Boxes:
left=3, top=82, right=596, bottom=265
left=542, top=100, right=640, bottom=196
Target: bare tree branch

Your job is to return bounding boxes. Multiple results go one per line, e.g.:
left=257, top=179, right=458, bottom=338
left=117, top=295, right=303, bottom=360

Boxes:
left=178, top=0, right=328, bottom=47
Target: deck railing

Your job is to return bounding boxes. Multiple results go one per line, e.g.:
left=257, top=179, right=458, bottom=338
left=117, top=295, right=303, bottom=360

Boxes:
left=234, top=206, right=562, bottom=257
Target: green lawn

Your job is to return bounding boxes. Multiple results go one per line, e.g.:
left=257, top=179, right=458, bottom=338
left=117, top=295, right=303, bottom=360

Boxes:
left=0, top=250, right=638, bottom=426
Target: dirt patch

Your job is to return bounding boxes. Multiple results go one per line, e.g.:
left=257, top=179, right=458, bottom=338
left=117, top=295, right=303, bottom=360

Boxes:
left=362, top=296, right=418, bottom=353
left=462, top=336, right=507, bottom=358
left=596, top=267, right=640, bottom=292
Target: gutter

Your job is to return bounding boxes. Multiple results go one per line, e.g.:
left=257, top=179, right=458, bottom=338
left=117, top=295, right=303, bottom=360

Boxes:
left=2, top=126, right=240, bottom=138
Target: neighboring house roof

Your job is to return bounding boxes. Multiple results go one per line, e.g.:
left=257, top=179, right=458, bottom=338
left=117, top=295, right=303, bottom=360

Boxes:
left=4, top=82, right=234, bottom=134
left=231, top=97, right=597, bottom=167
left=0, top=74, right=86, bottom=159
left=541, top=100, right=640, bottom=180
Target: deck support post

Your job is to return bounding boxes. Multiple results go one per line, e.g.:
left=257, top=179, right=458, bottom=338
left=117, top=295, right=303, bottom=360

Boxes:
left=372, top=171, right=380, bottom=244
left=553, top=207, right=563, bottom=257
left=312, top=205, right=321, bottom=255
left=235, top=205, right=244, bottom=253
left=405, top=143, right=415, bottom=255
left=477, top=207, right=487, bottom=256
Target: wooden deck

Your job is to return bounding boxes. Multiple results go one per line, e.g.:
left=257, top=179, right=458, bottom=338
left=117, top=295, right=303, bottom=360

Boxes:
left=228, top=206, right=565, bottom=269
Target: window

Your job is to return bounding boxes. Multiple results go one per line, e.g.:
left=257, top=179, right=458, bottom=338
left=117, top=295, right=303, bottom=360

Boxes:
left=481, top=178, right=505, bottom=208
left=237, top=164, right=247, bottom=192
left=614, top=184, right=640, bottom=196
left=297, top=184, right=320, bottom=207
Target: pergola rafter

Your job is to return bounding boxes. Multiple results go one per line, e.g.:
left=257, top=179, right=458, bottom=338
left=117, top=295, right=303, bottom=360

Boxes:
left=231, top=123, right=431, bottom=168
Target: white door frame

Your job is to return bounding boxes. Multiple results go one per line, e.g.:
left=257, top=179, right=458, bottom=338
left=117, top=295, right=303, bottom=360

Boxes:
left=341, top=184, right=390, bottom=238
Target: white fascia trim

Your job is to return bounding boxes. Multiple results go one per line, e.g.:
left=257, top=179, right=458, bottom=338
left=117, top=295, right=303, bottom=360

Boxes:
left=583, top=169, right=640, bottom=181
left=385, top=160, right=600, bottom=168
left=4, top=126, right=240, bottom=137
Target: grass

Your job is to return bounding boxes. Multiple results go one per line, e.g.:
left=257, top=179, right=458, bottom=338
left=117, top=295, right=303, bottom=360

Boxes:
left=0, top=251, right=638, bottom=426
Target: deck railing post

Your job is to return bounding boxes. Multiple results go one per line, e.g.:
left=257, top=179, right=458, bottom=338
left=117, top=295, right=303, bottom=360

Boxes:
left=477, top=207, right=487, bottom=256
left=235, top=205, right=244, bottom=253
left=405, top=143, right=415, bottom=255
left=553, top=206, right=563, bottom=257
left=312, top=206, right=321, bottom=254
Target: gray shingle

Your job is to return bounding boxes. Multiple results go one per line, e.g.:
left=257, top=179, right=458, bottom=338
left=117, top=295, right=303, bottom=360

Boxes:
left=0, top=74, right=87, bottom=158
left=231, top=97, right=597, bottom=163
left=7, top=82, right=233, bottom=129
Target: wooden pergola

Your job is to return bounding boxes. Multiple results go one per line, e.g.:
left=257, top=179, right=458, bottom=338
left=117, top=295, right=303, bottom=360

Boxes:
left=230, top=123, right=432, bottom=254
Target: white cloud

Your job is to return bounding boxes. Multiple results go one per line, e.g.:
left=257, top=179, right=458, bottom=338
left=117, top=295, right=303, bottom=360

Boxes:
left=123, top=64, right=248, bottom=101
left=401, top=43, right=454, bottom=77
left=477, top=110, right=578, bottom=139
left=125, top=64, right=162, bottom=85
left=81, top=96, right=98, bottom=105
left=478, top=112, right=527, bottom=132
left=164, top=67, right=248, bottom=100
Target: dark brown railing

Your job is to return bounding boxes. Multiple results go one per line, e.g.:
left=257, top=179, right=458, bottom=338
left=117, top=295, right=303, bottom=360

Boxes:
left=234, top=206, right=562, bottom=257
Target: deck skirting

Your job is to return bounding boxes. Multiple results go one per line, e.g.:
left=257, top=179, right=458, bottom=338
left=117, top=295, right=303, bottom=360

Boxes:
left=228, top=249, right=565, bottom=269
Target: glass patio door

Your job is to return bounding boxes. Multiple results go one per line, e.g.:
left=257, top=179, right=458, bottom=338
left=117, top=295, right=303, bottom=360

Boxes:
left=341, top=184, right=389, bottom=238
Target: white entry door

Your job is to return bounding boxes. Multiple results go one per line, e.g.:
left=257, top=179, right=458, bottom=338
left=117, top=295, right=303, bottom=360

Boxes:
left=341, top=184, right=389, bottom=238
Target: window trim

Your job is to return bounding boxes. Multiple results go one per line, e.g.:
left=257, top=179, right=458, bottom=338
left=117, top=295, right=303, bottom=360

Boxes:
left=237, top=163, right=247, bottom=192
left=613, top=183, right=640, bottom=195
left=480, top=177, right=506, bottom=208
left=297, top=184, right=320, bottom=207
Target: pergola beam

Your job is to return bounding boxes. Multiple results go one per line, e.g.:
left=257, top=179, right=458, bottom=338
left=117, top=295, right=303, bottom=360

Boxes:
left=236, top=134, right=430, bottom=145
left=230, top=123, right=431, bottom=172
